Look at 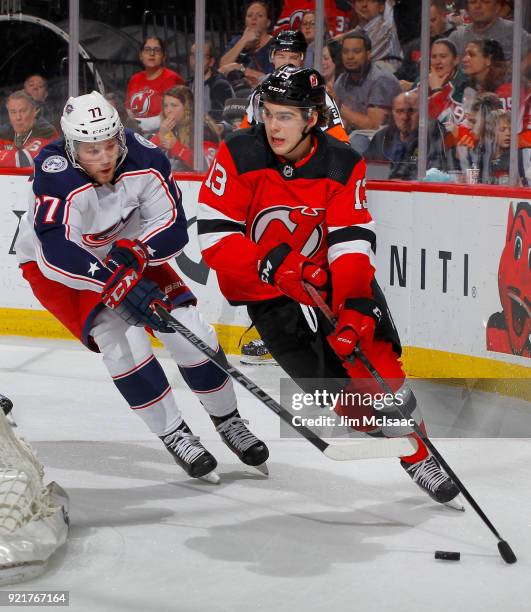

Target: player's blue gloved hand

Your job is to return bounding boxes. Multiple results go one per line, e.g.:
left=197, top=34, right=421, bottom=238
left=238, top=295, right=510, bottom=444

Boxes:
left=101, top=266, right=175, bottom=333
left=257, top=242, right=329, bottom=306
left=104, top=238, right=149, bottom=273
left=327, top=298, right=382, bottom=358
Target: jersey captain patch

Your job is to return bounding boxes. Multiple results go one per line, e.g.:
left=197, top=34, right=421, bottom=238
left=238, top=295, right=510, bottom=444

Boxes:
left=42, top=155, right=68, bottom=173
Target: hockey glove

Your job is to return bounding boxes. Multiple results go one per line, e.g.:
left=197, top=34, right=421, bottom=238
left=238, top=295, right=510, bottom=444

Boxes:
left=327, top=298, right=383, bottom=359
left=101, top=266, right=174, bottom=333
left=104, top=238, right=149, bottom=273
left=257, top=243, right=329, bottom=306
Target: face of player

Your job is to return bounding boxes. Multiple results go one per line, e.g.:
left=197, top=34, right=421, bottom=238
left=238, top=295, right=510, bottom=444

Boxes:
left=322, top=47, right=335, bottom=80
left=76, top=138, right=121, bottom=184
left=429, top=5, right=448, bottom=37
left=24, top=76, right=47, bottom=102
left=7, top=98, right=38, bottom=134
left=392, top=94, right=419, bottom=136
left=342, top=37, right=370, bottom=74
left=245, top=2, right=270, bottom=34
left=140, top=38, right=165, bottom=71
left=163, top=95, right=186, bottom=124
left=273, top=50, right=304, bottom=69
left=430, top=42, right=458, bottom=77
left=497, top=118, right=511, bottom=149
left=354, top=0, right=384, bottom=22
left=466, top=0, right=500, bottom=26
left=300, top=12, right=316, bottom=43
left=262, top=101, right=317, bottom=161
left=462, top=43, right=491, bottom=77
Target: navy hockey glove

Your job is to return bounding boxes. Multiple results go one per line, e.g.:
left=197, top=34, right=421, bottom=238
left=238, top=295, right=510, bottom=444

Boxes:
left=257, top=243, right=329, bottom=306
left=104, top=238, right=149, bottom=273
left=101, top=266, right=174, bottom=333
left=327, top=298, right=382, bottom=358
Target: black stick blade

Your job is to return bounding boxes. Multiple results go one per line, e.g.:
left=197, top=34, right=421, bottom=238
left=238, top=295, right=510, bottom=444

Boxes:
left=498, top=540, right=517, bottom=564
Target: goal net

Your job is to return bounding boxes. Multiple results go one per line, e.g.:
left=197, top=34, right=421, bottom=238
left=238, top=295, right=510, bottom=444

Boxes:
left=0, top=406, right=69, bottom=585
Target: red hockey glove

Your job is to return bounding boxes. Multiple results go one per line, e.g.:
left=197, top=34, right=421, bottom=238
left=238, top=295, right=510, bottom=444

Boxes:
left=257, top=243, right=329, bottom=306
left=104, top=239, right=149, bottom=273
left=327, top=298, right=383, bottom=358
left=101, top=266, right=174, bottom=333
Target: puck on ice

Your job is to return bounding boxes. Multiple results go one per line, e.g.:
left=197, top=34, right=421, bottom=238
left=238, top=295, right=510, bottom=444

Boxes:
left=434, top=550, right=460, bottom=561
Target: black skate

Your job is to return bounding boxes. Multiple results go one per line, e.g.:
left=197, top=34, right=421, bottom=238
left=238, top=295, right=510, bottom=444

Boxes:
left=401, top=455, right=462, bottom=509
left=240, top=339, right=277, bottom=365
left=160, top=422, right=219, bottom=483
left=212, top=410, right=269, bottom=475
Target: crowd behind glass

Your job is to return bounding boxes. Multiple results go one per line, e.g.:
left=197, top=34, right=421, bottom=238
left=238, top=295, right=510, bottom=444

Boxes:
left=0, top=0, right=529, bottom=186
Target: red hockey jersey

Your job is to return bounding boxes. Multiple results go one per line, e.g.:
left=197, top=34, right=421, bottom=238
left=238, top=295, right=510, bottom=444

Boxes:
left=274, top=0, right=351, bottom=36
left=126, top=68, right=184, bottom=119
left=198, top=125, right=376, bottom=311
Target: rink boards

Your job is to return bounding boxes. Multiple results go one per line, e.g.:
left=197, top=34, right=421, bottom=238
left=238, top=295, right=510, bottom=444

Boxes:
left=0, top=170, right=529, bottom=382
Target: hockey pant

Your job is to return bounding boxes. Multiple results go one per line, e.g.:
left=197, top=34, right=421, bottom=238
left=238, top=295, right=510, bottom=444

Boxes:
left=248, top=295, right=428, bottom=463
left=90, top=305, right=237, bottom=436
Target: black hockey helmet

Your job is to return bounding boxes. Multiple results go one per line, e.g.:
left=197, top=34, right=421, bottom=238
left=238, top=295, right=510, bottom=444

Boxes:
left=260, top=65, right=325, bottom=108
left=270, top=30, right=308, bottom=60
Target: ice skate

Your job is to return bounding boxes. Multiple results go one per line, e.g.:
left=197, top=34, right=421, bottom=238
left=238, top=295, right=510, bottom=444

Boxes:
left=240, top=339, right=277, bottom=365
left=160, top=421, right=220, bottom=483
left=401, top=455, right=463, bottom=509
left=212, top=410, right=269, bottom=475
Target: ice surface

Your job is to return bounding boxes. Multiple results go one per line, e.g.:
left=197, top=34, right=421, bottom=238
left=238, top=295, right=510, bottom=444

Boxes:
left=0, top=336, right=530, bottom=612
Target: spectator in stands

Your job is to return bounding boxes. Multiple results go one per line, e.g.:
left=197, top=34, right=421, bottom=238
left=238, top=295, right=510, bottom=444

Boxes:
left=219, top=2, right=274, bottom=91
left=300, top=10, right=317, bottom=68
left=364, top=90, right=447, bottom=179
left=23, top=74, right=55, bottom=125
left=449, top=0, right=531, bottom=61
left=398, top=0, right=457, bottom=85
left=479, top=108, right=511, bottom=183
left=220, top=98, right=248, bottom=137
left=125, top=36, right=185, bottom=135
left=104, top=92, right=142, bottom=133
left=322, top=39, right=344, bottom=96
left=341, top=0, right=403, bottom=71
left=150, top=85, right=220, bottom=171
left=334, top=32, right=401, bottom=136
left=461, top=38, right=507, bottom=101
left=274, top=0, right=351, bottom=37
left=0, top=91, right=58, bottom=168
left=189, top=40, right=234, bottom=122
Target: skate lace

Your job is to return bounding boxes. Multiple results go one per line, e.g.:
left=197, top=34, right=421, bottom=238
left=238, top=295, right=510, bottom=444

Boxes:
left=163, top=431, right=205, bottom=464
left=407, top=457, right=448, bottom=493
left=216, top=417, right=257, bottom=452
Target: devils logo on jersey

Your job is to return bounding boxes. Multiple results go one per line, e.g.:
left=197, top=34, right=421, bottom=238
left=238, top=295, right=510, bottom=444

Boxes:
left=129, top=90, right=154, bottom=117
left=486, top=201, right=530, bottom=357
left=251, top=205, right=326, bottom=257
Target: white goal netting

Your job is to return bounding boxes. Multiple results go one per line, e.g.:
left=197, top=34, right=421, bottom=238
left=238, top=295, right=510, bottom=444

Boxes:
left=0, top=407, right=69, bottom=585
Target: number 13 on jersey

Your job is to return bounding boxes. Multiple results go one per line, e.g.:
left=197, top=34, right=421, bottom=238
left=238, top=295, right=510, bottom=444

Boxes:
left=205, top=161, right=227, bottom=196
left=355, top=178, right=367, bottom=210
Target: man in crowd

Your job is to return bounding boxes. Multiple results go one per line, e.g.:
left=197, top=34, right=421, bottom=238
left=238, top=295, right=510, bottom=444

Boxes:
left=334, top=32, right=401, bottom=140
left=364, top=91, right=447, bottom=179
left=189, top=40, right=234, bottom=122
left=0, top=91, right=57, bottom=168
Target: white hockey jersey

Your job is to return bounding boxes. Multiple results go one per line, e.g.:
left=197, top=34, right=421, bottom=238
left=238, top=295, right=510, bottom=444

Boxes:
left=16, top=130, right=188, bottom=293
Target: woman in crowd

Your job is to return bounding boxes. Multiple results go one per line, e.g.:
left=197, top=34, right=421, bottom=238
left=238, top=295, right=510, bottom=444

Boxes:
left=477, top=109, right=511, bottom=184
left=461, top=39, right=507, bottom=98
left=126, top=37, right=185, bottom=135
left=321, top=40, right=343, bottom=97
left=300, top=10, right=317, bottom=68
left=150, top=85, right=220, bottom=171
left=219, top=1, right=274, bottom=90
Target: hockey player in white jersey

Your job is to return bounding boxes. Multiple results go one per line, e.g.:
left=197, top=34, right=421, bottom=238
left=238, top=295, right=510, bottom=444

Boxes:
left=15, top=91, right=269, bottom=482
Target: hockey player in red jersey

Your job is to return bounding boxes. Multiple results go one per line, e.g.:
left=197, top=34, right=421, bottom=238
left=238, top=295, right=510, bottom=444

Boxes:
left=16, top=91, right=268, bottom=482
left=198, top=66, right=460, bottom=505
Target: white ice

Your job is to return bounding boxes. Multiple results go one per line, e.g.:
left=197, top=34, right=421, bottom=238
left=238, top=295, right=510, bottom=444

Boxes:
left=0, top=336, right=530, bottom=612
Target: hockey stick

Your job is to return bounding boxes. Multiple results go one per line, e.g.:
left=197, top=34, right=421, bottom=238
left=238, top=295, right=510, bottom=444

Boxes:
left=305, top=284, right=517, bottom=564
left=155, top=305, right=413, bottom=461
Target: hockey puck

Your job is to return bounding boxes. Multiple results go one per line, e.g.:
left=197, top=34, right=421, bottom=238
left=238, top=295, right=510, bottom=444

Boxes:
left=434, top=550, right=460, bottom=561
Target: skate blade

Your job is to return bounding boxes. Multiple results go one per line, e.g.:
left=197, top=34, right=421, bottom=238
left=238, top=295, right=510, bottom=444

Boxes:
left=253, top=462, right=269, bottom=476
left=444, top=495, right=465, bottom=512
left=199, top=470, right=221, bottom=484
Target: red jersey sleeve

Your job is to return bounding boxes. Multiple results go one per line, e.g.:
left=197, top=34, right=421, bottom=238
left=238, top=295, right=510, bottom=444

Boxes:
left=197, top=142, right=278, bottom=302
left=325, top=157, right=376, bottom=312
